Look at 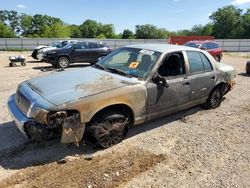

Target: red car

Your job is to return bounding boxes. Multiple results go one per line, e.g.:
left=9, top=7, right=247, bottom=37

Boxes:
left=184, top=40, right=223, bottom=62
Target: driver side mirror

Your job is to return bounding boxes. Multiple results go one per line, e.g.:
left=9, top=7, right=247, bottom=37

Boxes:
left=152, top=73, right=169, bottom=88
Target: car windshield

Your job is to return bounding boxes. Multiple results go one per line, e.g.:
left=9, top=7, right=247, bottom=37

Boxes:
left=95, top=47, right=161, bottom=80
left=184, top=42, right=200, bottom=48
left=51, top=42, right=62, bottom=48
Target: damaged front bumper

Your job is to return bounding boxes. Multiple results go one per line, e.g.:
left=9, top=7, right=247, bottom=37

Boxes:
left=8, top=94, right=29, bottom=138
left=8, top=94, right=85, bottom=145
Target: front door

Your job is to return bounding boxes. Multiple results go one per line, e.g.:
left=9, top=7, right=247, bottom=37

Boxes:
left=70, top=42, right=85, bottom=62
left=146, top=52, right=192, bottom=119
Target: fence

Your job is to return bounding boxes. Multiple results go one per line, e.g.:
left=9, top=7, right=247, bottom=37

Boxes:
left=0, top=38, right=250, bottom=52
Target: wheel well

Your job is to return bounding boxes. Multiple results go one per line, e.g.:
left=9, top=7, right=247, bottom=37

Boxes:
left=57, top=55, right=71, bottom=63
left=214, top=82, right=229, bottom=95
left=90, top=104, right=134, bottom=125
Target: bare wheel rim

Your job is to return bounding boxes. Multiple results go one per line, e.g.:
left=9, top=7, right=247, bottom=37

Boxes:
left=59, top=58, right=69, bottom=68
left=210, top=89, right=221, bottom=107
left=91, top=118, right=127, bottom=148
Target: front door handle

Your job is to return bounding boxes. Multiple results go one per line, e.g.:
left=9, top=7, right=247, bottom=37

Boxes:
left=184, top=81, right=190, bottom=85
left=211, top=76, right=215, bottom=80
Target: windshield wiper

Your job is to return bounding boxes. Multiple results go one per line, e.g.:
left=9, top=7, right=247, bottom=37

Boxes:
left=106, top=67, right=132, bottom=77
left=93, top=63, right=105, bottom=70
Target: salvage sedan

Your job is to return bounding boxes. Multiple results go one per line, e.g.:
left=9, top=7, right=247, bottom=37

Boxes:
left=8, top=44, right=236, bottom=148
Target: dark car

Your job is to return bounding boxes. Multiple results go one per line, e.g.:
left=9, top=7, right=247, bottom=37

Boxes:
left=31, top=40, right=76, bottom=60
left=246, top=61, right=250, bottom=74
left=42, top=41, right=112, bottom=68
left=184, top=40, right=223, bottom=62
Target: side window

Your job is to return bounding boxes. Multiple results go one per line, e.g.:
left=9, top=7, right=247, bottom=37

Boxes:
left=186, top=51, right=204, bottom=74
left=74, top=43, right=82, bottom=49
left=158, top=52, right=185, bottom=77
left=200, top=53, right=213, bottom=71
left=81, top=42, right=88, bottom=49
left=89, top=42, right=99, bottom=48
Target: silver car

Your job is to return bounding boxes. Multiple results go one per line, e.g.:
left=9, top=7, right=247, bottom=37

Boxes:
left=8, top=44, right=236, bottom=148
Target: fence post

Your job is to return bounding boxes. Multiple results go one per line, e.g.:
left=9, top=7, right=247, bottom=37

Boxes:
left=5, top=39, right=8, bottom=49
left=21, top=38, right=23, bottom=50
left=238, top=40, right=241, bottom=52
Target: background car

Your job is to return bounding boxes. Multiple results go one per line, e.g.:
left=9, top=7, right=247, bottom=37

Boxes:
left=246, top=61, right=250, bottom=74
left=31, top=40, right=76, bottom=60
left=42, top=41, right=112, bottom=68
left=184, top=40, right=223, bottom=62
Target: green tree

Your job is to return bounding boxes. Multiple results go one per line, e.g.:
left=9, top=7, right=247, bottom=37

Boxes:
left=0, top=10, right=8, bottom=23
left=135, top=24, right=168, bottom=39
left=122, top=29, right=134, bottom=39
left=49, top=22, right=70, bottom=38
left=209, top=6, right=243, bottom=39
left=241, top=9, right=250, bottom=38
left=99, top=24, right=115, bottom=38
left=189, top=24, right=212, bottom=36
left=70, top=24, right=81, bottom=38
left=20, top=13, right=32, bottom=36
left=80, top=19, right=99, bottom=38
left=0, top=22, right=15, bottom=37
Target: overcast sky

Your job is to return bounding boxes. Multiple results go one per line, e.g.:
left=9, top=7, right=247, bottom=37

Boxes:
left=1, top=0, right=250, bottom=33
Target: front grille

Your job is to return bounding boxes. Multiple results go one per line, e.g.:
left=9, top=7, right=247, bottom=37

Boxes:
left=15, top=90, right=31, bottom=116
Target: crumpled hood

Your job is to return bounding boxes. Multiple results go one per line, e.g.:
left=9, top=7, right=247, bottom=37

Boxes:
left=26, top=67, right=140, bottom=106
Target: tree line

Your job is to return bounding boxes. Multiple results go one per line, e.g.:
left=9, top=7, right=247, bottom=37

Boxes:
left=0, top=5, right=249, bottom=39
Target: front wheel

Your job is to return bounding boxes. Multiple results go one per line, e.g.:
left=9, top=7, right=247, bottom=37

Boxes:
left=85, top=110, right=129, bottom=148
left=57, top=57, right=70, bottom=68
left=202, top=87, right=222, bottom=109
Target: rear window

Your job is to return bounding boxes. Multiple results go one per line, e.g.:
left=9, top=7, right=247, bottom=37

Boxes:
left=184, top=42, right=199, bottom=48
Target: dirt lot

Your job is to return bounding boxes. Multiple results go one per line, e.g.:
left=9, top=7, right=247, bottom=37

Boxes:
left=0, top=51, right=249, bottom=188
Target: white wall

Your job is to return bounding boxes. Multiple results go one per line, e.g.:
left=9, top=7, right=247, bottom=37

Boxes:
left=0, top=38, right=249, bottom=52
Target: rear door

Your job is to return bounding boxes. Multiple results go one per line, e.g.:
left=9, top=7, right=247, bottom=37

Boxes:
left=185, top=51, right=216, bottom=103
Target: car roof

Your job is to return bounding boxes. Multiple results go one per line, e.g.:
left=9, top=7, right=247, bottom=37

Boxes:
left=186, top=40, right=216, bottom=44
left=125, top=44, right=199, bottom=53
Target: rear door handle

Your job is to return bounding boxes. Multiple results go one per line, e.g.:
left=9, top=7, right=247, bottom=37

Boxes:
left=211, top=76, right=215, bottom=80
left=184, top=81, right=190, bottom=85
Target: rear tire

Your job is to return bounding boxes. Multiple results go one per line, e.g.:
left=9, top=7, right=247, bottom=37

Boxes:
left=85, top=110, right=129, bottom=148
left=246, top=61, right=250, bottom=74
left=202, top=87, right=222, bottom=109
left=57, top=57, right=70, bottom=68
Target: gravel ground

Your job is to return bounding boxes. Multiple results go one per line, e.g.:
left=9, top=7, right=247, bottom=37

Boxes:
left=0, top=51, right=249, bottom=187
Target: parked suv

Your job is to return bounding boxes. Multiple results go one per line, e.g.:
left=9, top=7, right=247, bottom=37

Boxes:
left=31, top=40, right=75, bottom=60
left=184, top=40, right=223, bottom=62
left=42, top=41, right=112, bottom=68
